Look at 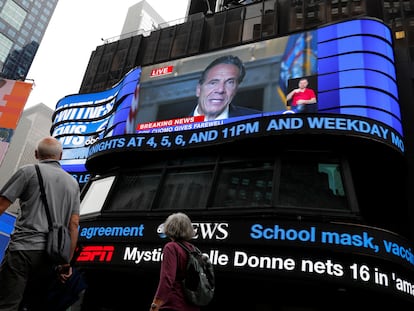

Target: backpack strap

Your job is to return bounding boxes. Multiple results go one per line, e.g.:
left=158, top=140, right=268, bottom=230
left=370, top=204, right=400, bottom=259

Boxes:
left=176, top=241, right=197, bottom=253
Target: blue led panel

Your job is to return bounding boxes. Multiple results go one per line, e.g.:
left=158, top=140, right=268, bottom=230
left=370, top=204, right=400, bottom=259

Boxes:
left=317, top=19, right=402, bottom=135
left=318, top=53, right=396, bottom=78
left=318, top=88, right=401, bottom=118
left=318, top=19, right=392, bottom=43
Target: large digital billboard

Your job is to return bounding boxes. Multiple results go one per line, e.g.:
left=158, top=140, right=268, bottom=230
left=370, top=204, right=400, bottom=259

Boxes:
left=51, top=18, right=403, bottom=185
left=133, top=18, right=400, bottom=135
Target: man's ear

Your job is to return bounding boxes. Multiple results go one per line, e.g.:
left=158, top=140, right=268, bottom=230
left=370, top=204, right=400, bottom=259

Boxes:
left=58, top=152, right=62, bottom=160
left=196, top=84, right=201, bottom=97
left=35, top=150, right=39, bottom=159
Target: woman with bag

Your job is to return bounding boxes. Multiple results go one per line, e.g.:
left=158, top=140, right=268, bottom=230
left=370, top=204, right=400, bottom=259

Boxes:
left=150, top=212, right=200, bottom=311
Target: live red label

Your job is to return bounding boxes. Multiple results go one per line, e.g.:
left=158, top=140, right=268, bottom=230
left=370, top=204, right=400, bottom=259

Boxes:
left=150, top=66, right=174, bottom=77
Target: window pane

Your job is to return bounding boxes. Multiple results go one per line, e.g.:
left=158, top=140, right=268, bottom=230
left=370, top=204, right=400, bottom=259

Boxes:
left=80, top=176, right=115, bottom=216
left=279, top=159, right=348, bottom=210
left=1, top=1, right=26, bottom=30
left=212, top=161, right=273, bottom=208
left=0, top=34, right=12, bottom=62
left=156, top=170, right=212, bottom=210
left=106, top=173, right=161, bottom=211
left=242, top=0, right=262, bottom=41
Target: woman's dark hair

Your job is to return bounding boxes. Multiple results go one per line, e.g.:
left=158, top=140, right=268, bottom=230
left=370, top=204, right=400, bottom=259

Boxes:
left=199, top=55, right=246, bottom=84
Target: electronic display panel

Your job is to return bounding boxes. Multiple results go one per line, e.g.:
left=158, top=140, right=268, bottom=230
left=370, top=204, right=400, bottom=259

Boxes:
left=134, top=18, right=400, bottom=134
left=75, top=218, right=414, bottom=301
left=51, top=18, right=403, bottom=185
left=51, top=67, right=141, bottom=184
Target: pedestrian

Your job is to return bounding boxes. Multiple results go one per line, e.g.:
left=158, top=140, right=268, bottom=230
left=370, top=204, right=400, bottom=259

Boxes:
left=150, top=212, right=199, bottom=311
left=0, top=136, right=80, bottom=310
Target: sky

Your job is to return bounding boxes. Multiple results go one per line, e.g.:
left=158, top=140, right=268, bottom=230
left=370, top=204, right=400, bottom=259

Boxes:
left=24, top=0, right=189, bottom=110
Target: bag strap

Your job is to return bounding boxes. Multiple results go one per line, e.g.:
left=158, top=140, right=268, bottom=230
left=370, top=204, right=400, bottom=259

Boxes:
left=176, top=241, right=189, bottom=253
left=35, top=164, right=53, bottom=230
left=176, top=241, right=198, bottom=253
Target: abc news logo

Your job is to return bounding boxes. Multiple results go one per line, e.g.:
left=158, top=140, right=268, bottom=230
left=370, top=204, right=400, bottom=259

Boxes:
left=158, top=222, right=229, bottom=240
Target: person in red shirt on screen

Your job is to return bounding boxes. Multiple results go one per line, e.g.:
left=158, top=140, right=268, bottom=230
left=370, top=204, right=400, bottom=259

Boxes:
left=286, top=78, right=317, bottom=113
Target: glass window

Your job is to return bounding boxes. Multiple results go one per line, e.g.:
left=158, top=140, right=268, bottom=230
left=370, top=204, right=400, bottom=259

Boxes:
left=243, top=2, right=262, bottom=41
left=278, top=157, right=347, bottom=210
left=0, top=1, right=27, bottom=30
left=80, top=176, right=115, bottom=216
left=83, top=152, right=354, bottom=217
left=33, top=29, right=41, bottom=37
left=7, top=28, right=16, bottom=38
left=223, top=7, right=244, bottom=46
left=21, top=0, right=29, bottom=8
left=156, top=169, right=213, bottom=210
left=43, top=7, right=51, bottom=15
left=212, top=161, right=274, bottom=208
left=0, top=34, right=12, bottom=62
left=105, top=172, right=161, bottom=211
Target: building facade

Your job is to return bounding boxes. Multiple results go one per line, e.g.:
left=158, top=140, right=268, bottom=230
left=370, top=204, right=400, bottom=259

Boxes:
left=0, top=103, right=53, bottom=211
left=0, top=0, right=59, bottom=80
left=120, top=0, right=166, bottom=38
left=54, top=1, right=414, bottom=309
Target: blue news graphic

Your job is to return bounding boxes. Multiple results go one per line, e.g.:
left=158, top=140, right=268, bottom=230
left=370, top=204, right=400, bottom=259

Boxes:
left=79, top=225, right=145, bottom=240
left=50, top=67, right=141, bottom=183
left=249, top=222, right=414, bottom=270
left=87, top=114, right=404, bottom=163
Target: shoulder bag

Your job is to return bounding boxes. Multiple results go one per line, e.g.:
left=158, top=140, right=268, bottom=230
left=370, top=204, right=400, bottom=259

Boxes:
left=35, top=164, right=71, bottom=265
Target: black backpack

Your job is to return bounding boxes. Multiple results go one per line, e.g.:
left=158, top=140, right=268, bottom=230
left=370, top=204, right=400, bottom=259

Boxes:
left=176, top=241, right=215, bottom=306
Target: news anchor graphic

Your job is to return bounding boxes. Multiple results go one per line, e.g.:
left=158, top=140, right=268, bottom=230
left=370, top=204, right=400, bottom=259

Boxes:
left=192, top=55, right=261, bottom=120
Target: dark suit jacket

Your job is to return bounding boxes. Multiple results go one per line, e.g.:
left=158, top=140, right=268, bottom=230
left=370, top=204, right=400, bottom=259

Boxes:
left=191, top=104, right=261, bottom=119
left=228, top=104, right=261, bottom=117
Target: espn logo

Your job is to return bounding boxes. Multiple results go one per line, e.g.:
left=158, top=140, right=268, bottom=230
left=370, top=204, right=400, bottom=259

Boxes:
left=77, top=245, right=114, bottom=262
